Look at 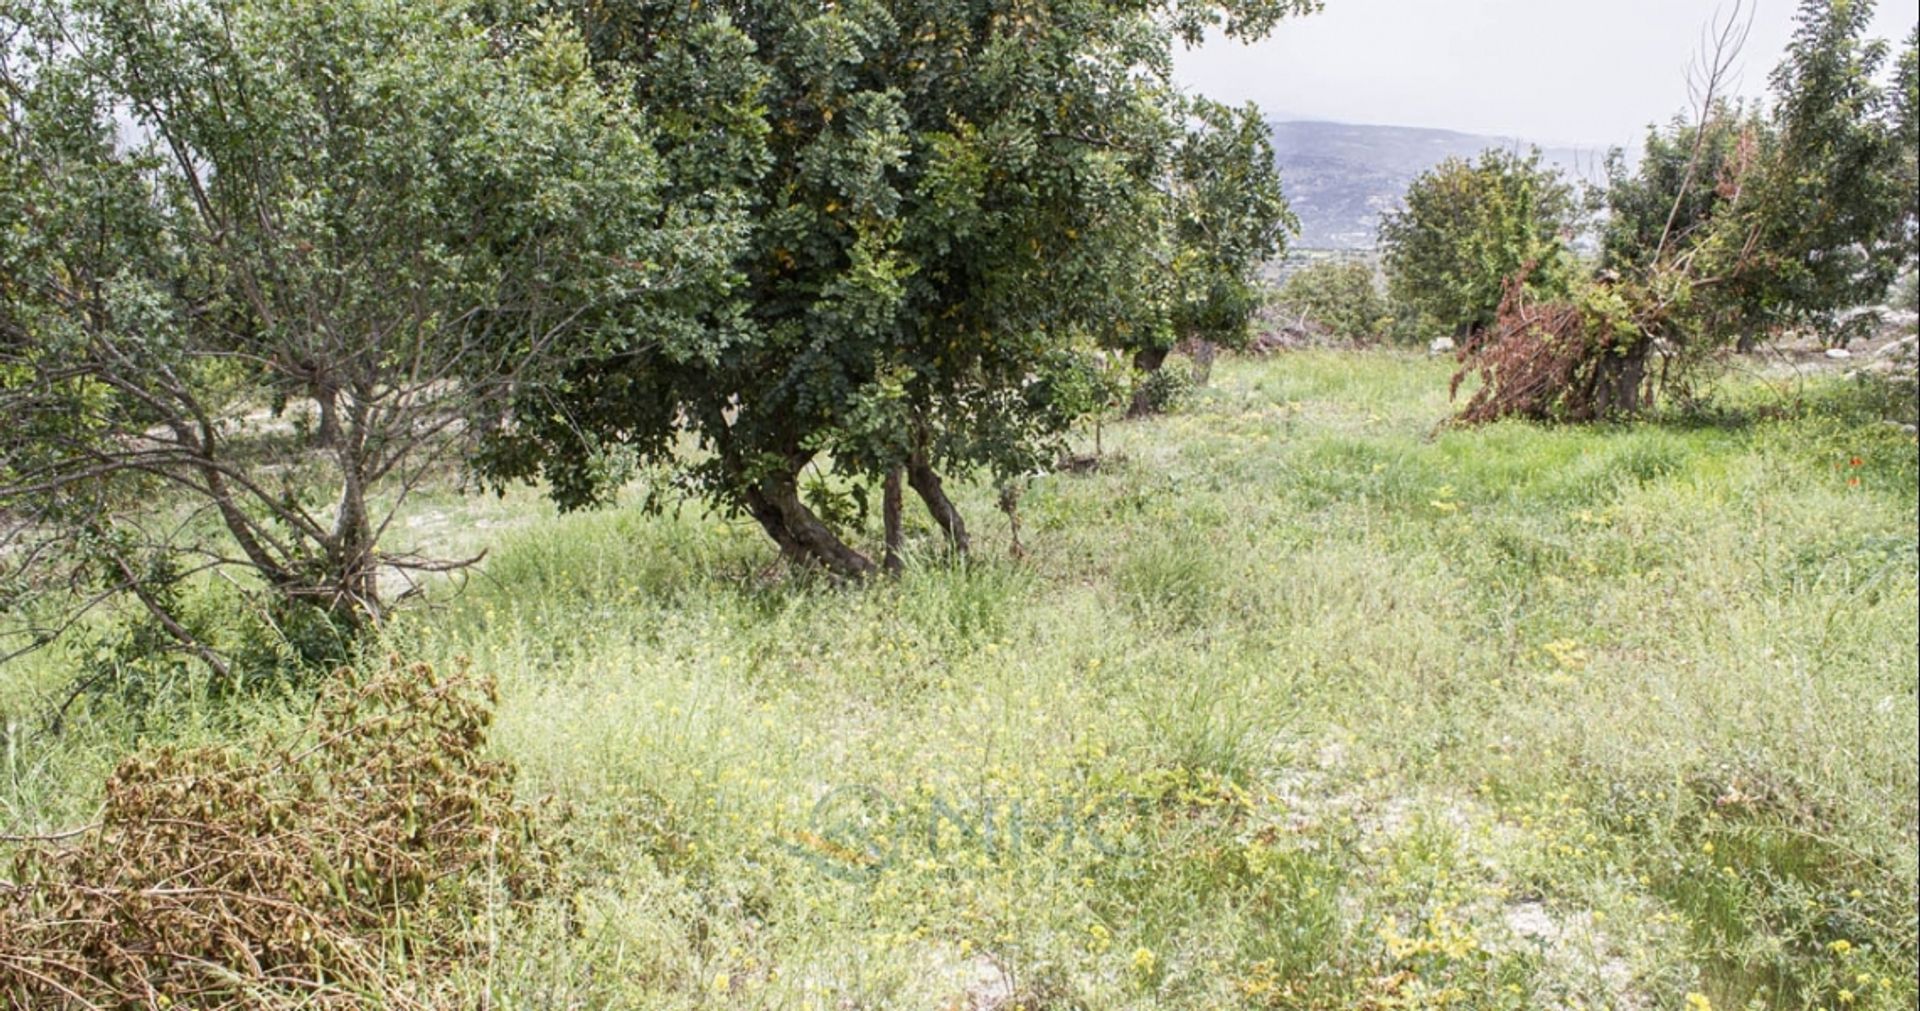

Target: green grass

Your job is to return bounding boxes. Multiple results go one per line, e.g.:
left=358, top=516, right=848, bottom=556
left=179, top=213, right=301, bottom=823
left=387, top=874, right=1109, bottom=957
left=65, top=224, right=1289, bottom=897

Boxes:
left=6, top=350, right=1916, bottom=1009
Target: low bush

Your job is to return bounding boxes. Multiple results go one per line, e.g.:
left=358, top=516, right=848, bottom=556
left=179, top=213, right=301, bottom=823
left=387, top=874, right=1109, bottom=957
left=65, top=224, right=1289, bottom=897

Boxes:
left=0, top=659, right=545, bottom=1009
left=1132, top=367, right=1196, bottom=417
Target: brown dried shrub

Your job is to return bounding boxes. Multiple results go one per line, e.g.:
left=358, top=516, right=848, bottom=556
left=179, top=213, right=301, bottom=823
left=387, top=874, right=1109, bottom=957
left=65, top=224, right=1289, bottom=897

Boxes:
left=0, top=658, right=547, bottom=1009
left=1451, top=271, right=1658, bottom=424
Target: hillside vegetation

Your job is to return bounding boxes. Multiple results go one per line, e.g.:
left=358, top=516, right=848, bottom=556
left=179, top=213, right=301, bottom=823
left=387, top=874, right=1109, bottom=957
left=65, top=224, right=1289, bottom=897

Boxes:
left=1267, top=121, right=1600, bottom=250
left=8, top=352, right=1914, bottom=1009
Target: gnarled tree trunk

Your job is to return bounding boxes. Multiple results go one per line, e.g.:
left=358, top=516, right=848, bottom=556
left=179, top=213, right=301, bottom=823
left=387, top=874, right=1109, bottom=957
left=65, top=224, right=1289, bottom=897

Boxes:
left=1587, top=340, right=1653, bottom=417
left=740, top=460, right=877, bottom=579
left=907, top=453, right=969, bottom=555
left=326, top=389, right=381, bottom=622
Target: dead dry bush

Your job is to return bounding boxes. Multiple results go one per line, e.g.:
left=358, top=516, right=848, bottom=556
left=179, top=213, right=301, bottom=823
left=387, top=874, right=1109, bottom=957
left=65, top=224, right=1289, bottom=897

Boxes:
left=0, top=659, right=547, bottom=1009
left=1451, top=274, right=1659, bottom=424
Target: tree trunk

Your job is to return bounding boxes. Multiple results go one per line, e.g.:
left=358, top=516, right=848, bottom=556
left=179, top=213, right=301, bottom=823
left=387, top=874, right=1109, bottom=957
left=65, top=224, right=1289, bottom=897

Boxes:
left=1591, top=340, right=1652, bottom=417
left=882, top=467, right=904, bottom=575
left=1183, top=337, right=1216, bottom=387
left=1127, top=345, right=1170, bottom=418
left=742, top=485, right=810, bottom=565
left=744, top=468, right=876, bottom=578
left=998, top=482, right=1024, bottom=560
left=327, top=392, right=380, bottom=625
left=330, top=476, right=377, bottom=620
left=907, top=454, right=969, bottom=555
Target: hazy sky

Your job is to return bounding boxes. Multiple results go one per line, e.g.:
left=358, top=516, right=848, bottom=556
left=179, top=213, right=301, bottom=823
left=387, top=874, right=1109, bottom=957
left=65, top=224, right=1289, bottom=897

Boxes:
left=1173, top=0, right=1918, bottom=148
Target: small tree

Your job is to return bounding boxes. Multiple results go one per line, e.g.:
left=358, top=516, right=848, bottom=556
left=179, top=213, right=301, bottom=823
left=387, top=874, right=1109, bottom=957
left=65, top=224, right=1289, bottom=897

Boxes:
left=0, top=0, right=729, bottom=666
left=1272, top=261, right=1392, bottom=343
left=1379, top=148, right=1577, bottom=339
left=1122, top=98, right=1293, bottom=416
left=1688, top=0, right=1910, bottom=346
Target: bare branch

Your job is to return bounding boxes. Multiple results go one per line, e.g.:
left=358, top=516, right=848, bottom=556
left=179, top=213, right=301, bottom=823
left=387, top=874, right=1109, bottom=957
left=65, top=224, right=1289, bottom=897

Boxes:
left=1658, top=0, right=1754, bottom=261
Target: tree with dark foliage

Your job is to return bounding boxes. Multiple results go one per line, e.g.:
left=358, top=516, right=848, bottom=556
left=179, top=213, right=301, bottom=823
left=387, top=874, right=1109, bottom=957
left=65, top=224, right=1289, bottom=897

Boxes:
left=484, top=0, right=1317, bottom=573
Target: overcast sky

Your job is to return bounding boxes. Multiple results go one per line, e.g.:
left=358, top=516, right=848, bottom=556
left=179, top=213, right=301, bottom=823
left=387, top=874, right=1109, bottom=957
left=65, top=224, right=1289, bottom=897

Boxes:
left=1173, top=0, right=1919, bottom=148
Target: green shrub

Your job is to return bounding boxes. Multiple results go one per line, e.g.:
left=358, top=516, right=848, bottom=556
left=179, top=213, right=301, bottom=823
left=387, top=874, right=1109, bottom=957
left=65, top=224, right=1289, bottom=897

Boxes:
left=1132, top=367, right=1196, bottom=417
left=1274, top=261, right=1395, bottom=343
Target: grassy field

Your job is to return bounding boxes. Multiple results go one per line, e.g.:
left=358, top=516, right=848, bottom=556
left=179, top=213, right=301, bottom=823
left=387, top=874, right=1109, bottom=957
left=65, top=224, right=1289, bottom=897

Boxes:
left=6, top=351, right=1917, bottom=1009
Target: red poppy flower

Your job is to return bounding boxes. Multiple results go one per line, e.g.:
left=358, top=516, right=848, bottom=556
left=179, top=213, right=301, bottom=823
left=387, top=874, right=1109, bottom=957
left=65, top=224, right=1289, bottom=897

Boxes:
left=1849, top=457, right=1864, bottom=468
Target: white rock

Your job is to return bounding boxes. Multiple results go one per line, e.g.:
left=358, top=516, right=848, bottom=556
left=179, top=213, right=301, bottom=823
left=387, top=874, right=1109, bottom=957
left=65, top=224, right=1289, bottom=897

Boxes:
left=1505, top=901, right=1561, bottom=942
left=1429, top=337, right=1457, bottom=356
left=1824, top=347, right=1852, bottom=360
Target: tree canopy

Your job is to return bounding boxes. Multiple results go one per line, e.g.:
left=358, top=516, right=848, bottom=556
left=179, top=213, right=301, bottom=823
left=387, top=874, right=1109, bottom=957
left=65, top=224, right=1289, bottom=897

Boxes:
left=482, top=0, right=1317, bottom=575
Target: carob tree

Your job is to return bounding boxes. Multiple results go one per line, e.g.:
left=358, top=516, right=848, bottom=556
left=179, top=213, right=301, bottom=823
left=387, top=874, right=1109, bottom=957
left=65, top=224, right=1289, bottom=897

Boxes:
left=482, top=0, right=1319, bottom=575
left=1120, top=97, right=1294, bottom=417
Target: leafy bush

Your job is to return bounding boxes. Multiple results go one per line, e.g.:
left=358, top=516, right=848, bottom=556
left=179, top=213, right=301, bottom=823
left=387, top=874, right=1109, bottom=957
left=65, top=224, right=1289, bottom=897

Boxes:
left=70, top=596, right=351, bottom=720
left=1131, top=367, right=1197, bottom=419
left=1273, top=261, right=1395, bottom=343
left=0, top=659, right=545, bottom=1009
left=1380, top=148, right=1578, bottom=339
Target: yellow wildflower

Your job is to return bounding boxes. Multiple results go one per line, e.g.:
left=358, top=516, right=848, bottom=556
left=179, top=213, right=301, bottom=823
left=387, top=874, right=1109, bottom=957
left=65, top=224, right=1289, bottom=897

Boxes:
left=1131, top=947, right=1156, bottom=975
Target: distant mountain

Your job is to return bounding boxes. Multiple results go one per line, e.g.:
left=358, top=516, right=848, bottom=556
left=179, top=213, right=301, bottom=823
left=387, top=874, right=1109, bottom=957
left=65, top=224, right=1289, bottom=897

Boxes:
left=1269, top=120, right=1607, bottom=251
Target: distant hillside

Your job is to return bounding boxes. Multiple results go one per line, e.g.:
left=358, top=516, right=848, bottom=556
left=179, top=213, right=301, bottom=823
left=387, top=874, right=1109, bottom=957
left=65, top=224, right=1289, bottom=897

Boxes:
left=1269, top=120, right=1605, bottom=251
